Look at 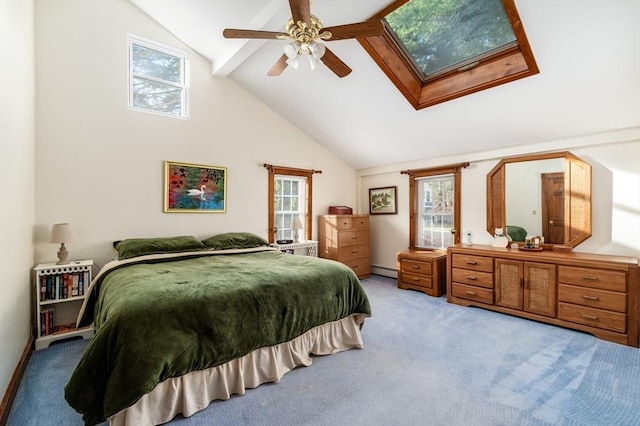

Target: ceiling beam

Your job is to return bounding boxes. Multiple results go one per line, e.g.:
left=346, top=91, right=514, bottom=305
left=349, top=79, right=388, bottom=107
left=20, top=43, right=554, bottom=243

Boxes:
left=212, top=0, right=287, bottom=77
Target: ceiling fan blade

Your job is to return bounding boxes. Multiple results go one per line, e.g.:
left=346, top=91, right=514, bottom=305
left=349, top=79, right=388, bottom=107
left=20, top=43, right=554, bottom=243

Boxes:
left=320, top=47, right=352, bottom=78
left=267, top=54, right=289, bottom=76
left=223, top=28, right=288, bottom=40
left=322, top=20, right=384, bottom=41
left=289, top=0, right=311, bottom=27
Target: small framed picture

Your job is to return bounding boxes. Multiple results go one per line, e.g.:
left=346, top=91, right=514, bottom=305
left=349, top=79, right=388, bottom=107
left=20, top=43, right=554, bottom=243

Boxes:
left=369, top=186, right=398, bottom=215
left=164, top=161, right=227, bottom=213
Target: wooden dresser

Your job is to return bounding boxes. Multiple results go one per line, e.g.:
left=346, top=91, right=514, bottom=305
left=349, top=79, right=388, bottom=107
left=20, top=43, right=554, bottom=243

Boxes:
left=318, top=214, right=370, bottom=278
left=397, top=250, right=447, bottom=297
left=447, top=244, right=639, bottom=347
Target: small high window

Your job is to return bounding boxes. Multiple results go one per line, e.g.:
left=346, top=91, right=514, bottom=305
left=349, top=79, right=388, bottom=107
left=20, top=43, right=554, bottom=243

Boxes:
left=128, top=35, right=187, bottom=118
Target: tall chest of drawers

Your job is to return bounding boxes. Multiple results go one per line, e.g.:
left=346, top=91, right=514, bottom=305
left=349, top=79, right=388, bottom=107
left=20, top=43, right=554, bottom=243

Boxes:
left=447, top=244, right=639, bottom=347
left=318, top=214, right=370, bottom=278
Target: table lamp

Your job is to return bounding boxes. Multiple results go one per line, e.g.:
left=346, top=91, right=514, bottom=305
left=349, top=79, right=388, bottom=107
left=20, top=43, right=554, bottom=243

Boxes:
left=50, top=223, right=75, bottom=265
left=291, top=217, right=303, bottom=243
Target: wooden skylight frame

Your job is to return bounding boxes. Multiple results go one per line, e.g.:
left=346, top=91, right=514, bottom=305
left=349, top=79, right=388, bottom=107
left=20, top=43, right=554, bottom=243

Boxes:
left=359, top=0, right=539, bottom=110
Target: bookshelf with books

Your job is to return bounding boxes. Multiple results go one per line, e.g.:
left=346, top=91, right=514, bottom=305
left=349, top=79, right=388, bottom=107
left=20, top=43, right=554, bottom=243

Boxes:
left=34, top=260, right=95, bottom=350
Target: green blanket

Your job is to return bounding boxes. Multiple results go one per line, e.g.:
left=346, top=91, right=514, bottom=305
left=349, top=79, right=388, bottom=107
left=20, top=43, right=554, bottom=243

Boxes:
left=64, top=249, right=371, bottom=425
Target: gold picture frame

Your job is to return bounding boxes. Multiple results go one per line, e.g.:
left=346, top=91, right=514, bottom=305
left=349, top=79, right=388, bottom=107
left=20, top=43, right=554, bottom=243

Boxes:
left=164, top=161, right=227, bottom=213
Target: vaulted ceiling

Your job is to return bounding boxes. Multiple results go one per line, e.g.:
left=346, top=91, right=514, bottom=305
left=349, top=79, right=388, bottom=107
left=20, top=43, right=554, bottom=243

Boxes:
left=129, top=0, right=640, bottom=170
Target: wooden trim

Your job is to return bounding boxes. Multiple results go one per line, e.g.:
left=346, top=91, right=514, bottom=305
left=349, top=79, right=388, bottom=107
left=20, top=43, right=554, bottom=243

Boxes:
left=264, top=164, right=321, bottom=243
left=402, top=162, right=469, bottom=249
left=361, top=0, right=539, bottom=110
left=486, top=151, right=592, bottom=249
left=401, top=162, right=470, bottom=178
left=0, top=337, right=33, bottom=425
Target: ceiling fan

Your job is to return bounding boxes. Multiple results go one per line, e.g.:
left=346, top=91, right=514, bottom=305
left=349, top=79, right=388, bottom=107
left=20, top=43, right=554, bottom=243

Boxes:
left=223, top=0, right=384, bottom=78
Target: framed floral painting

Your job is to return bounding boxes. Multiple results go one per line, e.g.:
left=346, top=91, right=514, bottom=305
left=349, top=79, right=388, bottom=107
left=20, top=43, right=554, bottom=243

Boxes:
left=164, top=161, right=227, bottom=213
left=369, top=186, right=397, bottom=215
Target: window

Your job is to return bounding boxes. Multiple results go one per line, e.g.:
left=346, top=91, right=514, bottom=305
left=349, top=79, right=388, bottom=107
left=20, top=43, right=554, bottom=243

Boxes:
left=416, top=174, right=454, bottom=248
left=264, top=164, right=321, bottom=243
left=402, top=162, right=468, bottom=250
left=360, top=0, right=538, bottom=110
left=274, top=175, right=306, bottom=241
left=128, top=35, right=187, bottom=117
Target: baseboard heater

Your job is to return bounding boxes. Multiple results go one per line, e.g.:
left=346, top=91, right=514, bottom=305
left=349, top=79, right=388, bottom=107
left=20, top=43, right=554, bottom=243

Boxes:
left=370, top=265, right=397, bottom=279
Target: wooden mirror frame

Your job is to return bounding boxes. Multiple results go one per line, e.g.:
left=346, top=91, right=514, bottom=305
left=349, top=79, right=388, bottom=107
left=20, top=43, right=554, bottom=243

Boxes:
left=486, top=151, right=592, bottom=249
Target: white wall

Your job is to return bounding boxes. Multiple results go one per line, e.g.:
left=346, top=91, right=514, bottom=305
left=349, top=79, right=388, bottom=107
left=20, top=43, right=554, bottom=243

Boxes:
left=0, top=0, right=35, bottom=399
left=358, top=128, right=640, bottom=274
left=34, top=0, right=357, bottom=269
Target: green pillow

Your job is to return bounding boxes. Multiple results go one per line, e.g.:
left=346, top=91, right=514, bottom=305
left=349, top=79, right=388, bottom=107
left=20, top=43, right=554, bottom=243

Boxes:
left=201, top=232, right=269, bottom=250
left=114, top=236, right=206, bottom=260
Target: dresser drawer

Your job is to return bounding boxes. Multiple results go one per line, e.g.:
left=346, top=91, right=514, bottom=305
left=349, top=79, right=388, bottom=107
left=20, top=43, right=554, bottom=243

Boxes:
left=558, top=266, right=626, bottom=292
left=337, top=243, right=369, bottom=261
left=337, top=229, right=370, bottom=246
left=401, top=259, right=432, bottom=275
left=452, top=268, right=493, bottom=289
left=341, top=257, right=370, bottom=276
left=333, top=216, right=369, bottom=230
left=558, top=284, right=627, bottom=313
left=452, top=254, right=493, bottom=273
left=452, top=283, right=494, bottom=304
left=401, top=271, right=433, bottom=290
left=558, top=302, right=627, bottom=333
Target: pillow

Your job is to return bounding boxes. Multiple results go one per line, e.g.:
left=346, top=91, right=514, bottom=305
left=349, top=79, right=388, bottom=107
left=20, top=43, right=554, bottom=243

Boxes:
left=114, top=236, right=207, bottom=260
left=201, top=232, right=269, bottom=250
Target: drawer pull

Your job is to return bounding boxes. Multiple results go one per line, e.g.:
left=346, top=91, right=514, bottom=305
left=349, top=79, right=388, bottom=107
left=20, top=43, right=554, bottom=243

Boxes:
left=582, top=275, right=600, bottom=282
left=582, top=295, right=600, bottom=301
left=410, top=265, right=420, bottom=269
left=351, top=251, right=358, bottom=254
left=466, top=261, right=477, bottom=265
left=467, top=276, right=477, bottom=281
left=351, top=237, right=358, bottom=240
left=412, top=277, right=421, bottom=282
left=465, top=291, right=477, bottom=296
left=581, top=314, right=600, bottom=322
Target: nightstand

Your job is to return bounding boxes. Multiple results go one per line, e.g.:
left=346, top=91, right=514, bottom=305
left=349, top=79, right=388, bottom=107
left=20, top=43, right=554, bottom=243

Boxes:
left=271, top=240, right=319, bottom=257
left=397, top=250, right=447, bottom=297
left=34, top=260, right=95, bottom=350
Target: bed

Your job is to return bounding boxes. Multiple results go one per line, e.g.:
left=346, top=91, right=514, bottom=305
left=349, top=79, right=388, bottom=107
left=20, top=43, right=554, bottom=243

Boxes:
left=64, top=233, right=371, bottom=426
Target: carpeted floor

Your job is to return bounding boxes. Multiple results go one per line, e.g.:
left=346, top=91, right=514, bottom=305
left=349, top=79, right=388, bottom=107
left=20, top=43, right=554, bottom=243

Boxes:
left=8, top=275, right=640, bottom=425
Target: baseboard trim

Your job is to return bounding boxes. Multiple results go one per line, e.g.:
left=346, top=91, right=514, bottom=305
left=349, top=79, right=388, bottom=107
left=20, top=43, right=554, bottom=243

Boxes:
left=0, top=337, right=33, bottom=426
left=371, top=265, right=397, bottom=279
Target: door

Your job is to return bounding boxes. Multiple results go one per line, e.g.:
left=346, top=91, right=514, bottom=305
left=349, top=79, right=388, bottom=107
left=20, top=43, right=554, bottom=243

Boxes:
left=524, top=262, right=557, bottom=317
left=496, top=260, right=556, bottom=317
left=541, top=172, right=565, bottom=244
left=495, top=259, right=523, bottom=310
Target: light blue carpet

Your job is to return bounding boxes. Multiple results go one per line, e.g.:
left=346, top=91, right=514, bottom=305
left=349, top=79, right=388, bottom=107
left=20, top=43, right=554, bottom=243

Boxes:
left=8, top=275, right=640, bottom=425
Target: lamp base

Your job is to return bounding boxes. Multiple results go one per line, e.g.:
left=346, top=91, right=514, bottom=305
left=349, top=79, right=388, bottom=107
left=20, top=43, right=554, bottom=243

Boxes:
left=56, top=244, right=70, bottom=265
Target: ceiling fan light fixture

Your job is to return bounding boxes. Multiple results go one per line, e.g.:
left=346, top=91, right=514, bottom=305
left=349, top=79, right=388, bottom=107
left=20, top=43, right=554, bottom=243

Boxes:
left=284, top=42, right=299, bottom=59
left=223, top=0, right=384, bottom=78
left=308, top=54, right=319, bottom=70
left=309, top=41, right=326, bottom=59
left=286, top=56, right=300, bottom=70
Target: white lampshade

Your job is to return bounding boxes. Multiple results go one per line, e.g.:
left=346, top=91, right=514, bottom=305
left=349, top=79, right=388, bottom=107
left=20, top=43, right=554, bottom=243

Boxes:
left=291, top=217, right=303, bottom=230
left=291, top=217, right=303, bottom=243
left=50, top=223, right=75, bottom=264
left=50, top=223, right=75, bottom=243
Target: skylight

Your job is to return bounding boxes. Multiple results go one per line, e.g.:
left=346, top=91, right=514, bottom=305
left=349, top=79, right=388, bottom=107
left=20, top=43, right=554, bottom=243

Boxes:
left=360, top=0, right=538, bottom=109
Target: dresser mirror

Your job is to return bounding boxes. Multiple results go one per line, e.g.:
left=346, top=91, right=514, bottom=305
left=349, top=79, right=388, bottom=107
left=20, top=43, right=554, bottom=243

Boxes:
left=486, top=151, right=592, bottom=249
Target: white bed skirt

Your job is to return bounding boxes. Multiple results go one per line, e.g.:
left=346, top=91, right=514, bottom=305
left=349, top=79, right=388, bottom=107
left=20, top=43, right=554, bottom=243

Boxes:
left=109, top=313, right=367, bottom=426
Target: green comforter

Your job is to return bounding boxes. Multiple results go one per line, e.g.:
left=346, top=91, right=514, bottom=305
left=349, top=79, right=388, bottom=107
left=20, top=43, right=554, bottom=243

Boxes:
left=64, top=248, right=371, bottom=425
